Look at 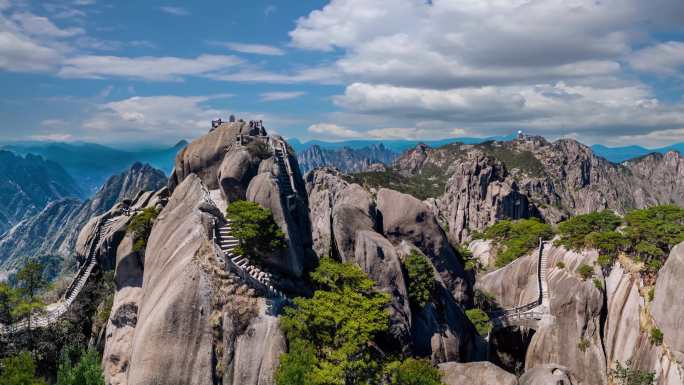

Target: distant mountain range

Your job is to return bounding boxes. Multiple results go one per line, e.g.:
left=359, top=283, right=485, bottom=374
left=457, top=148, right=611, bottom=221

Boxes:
left=591, top=143, right=684, bottom=163
left=288, top=134, right=516, bottom=154
left=1, top=140, right=186, bottom=195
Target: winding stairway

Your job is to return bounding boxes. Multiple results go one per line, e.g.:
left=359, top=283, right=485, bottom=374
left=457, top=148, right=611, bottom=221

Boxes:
left=0, top=216, right=119, bottom=335
left=210, top=134, right=297, bottom=313
left=488, top=238, right=551, bottom=331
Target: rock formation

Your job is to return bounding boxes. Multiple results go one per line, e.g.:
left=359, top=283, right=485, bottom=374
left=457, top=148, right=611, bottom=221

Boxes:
left=378, top=137, right=684, bottom=243
left=439, top=361, right=518, bottom=385
left=305, top=167, right=479, bottom=362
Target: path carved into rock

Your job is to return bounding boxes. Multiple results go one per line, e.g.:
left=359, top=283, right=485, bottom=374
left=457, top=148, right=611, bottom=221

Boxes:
left=489, top=238, right=551, bottom=331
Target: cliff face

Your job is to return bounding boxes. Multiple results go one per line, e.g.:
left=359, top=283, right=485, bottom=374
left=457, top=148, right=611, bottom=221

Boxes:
left=0, top=150, right=82, bottom=235
left=475, top=240, right=684, bottom=385
left=0, top=163, right=167, bottom=270
left=305, top=168, right=479, bottom=362
left=477, top=244, right=606, bottom=385
left=97, top=122, right=312, bottom=385
left=387, top=137, right=684, bottom=243
left=297, top=144, right=397, bottom=174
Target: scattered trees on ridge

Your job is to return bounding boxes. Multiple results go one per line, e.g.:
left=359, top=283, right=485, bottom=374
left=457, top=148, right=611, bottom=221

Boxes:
left=226, top=200, right=286, bottom=261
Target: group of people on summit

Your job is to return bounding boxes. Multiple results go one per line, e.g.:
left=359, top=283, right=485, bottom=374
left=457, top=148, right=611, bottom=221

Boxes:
left=210, top=115, right=267, bottom=136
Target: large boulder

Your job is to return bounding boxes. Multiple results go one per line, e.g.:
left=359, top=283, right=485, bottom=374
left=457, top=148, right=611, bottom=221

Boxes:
left=652, top=242, right=684, bottom=360
left=246, top=173, right=310, bottom=277
left=353, top=230, right=412, bottom=350
left=102, top=233, right=144, bottom=385
left=224, top=315, right=286, bottom=385
left=395, top=244, right=480, bottom=363
left=439, top=361, right=518, bottom=385
left=169, top=122, right=247, bottom=191
left=377, top=188, right=470, bottom=303
left=218, top=149, right=260, bottom=201
left=127, top=174, right=218, bottom=385
left=519, top=365, right=577, bottom=385
left=331, top=184, right=377, bottom=261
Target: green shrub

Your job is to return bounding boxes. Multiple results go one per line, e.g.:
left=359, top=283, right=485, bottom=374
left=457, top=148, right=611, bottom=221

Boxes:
left=57, top=347, right=105, bottom=385
left=0, top=352, right=46, bottom=385
left=279, top=258, right=390, bottom=384
left=128, top=207, right=160, bottom=253
left=597, top=254, right=614, bottom=269
left=623, top=205, right=684, bottom=271
left=647, top=287, right=655, bottom=302
left=557, top=210, right=623, bottom=251
left=403, top=251, right=435, bottom=308
left=226, top=200, right=286, bottom=260
left=556, top=261, right=566, bottom=269
left=650, top=328, right=663, bottom=346
left=577, top=264, right=593, bottom=280
left=610, top=360, right=655, bottom=385
left=274, top=340, right=318, bottom=385
left=481, top=218, right=554, bottom=267
left=592, top=278, right=604, bottom=290
left=385, top=358, right=442, bottom=385
left=465, top=308, right=492, bottom=336
left=577, top=338, right=590, bottom=352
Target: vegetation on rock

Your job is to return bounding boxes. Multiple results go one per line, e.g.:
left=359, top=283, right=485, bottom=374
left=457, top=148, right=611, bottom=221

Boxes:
left=127, top=207, right=160, bottom=253
left=345, top=167, right=447, bottom=201
left=226, top=200, right=286, bottom=260
left=277, top=257, right=443, bottom=385
left=577, top=264, right=594, bottom=280
left=649, top=328, right=663, bottom=346
left=384, top=358, right=442, bottom=385
left=557, top=205, right=684, bottom=273
left=478, top=218, right=553, bottom=267
left=403, top=251, right=435, bottom=308
left=609, top=360, right=655, bottom=385
left=465, top=308, right=492, bottom=336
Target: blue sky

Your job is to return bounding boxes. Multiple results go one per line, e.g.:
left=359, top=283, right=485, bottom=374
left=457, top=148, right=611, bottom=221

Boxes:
left=1, top=0, right=684, bottom=148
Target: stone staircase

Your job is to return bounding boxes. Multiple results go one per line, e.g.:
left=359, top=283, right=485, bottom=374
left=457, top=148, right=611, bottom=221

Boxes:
left=0, top=216, right=116, bottom=335
left=270, top=138, right=298, bottom=210
left=489, top=238, right=551, bottom=332
left=215, top=220, right=286, bottom=302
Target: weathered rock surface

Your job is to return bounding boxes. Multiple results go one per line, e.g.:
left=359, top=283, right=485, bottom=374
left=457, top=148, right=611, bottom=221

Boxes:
left=126, top=174, right=217, bottom=385
left=439, top=361, right=518, bottom=385
left=652, top=243, right=684, bottom=358
left=353, top=230, right=411, bottom=349
left=477, top=244, right=606, bottom=385
left=102, top=233, right=143, bottom=385
left=225, top=314, right=285, bottom=385
left=385, top=138, right=684, bottom=243
left=377, top=188, right=471, bottom=303
left=436, top=150, right=539, bottom=242
left=519, top=364, right=577, bottom=385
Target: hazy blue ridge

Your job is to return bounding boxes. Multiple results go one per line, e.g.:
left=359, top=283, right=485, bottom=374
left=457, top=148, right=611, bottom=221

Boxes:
left=288, top=134, right=516, bottom=153
left=592, top=143, right=684, bottom=163
left=1, top=140, right=187, bottom=195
